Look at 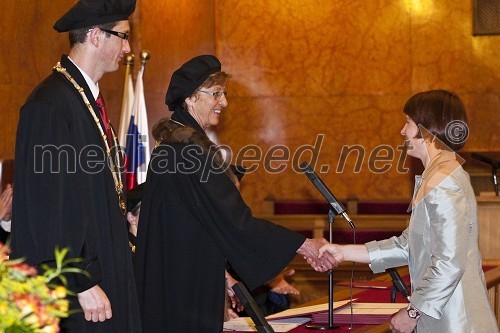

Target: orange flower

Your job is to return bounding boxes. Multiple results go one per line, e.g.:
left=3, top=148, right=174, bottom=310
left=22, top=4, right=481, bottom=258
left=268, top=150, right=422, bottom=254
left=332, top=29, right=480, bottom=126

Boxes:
left=11, top=262, right=38, bottom=276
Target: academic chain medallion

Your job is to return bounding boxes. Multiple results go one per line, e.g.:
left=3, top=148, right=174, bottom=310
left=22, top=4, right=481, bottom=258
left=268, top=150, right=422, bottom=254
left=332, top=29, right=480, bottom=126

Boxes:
left=54, top=62, right=127, bottom=216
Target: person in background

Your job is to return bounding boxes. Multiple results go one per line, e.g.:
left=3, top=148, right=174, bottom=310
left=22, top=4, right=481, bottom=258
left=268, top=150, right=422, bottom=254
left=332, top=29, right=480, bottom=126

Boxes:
left=126, top=183, right=144, bottom=255
left=318, top=90, right=498, bottom=333
left=134, top=55, right=336, bottom=332
left=11, top=0, right=140, bottom=331
left=0, top=184, right=13, bottom=244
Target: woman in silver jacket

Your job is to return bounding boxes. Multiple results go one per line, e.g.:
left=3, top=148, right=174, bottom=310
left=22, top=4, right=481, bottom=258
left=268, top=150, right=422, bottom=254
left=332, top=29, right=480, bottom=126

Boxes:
left=318, top=90, right=498, bottom=333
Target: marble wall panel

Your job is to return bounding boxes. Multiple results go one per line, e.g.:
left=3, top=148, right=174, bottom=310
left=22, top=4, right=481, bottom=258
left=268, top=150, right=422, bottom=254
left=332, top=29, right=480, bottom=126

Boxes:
left=2, top=1, right=498, bottom=210
left=410, top=0, right=500, bottom=94
left=0, top=0, right=74, bottom=159
left=140, top=0, right=216, bottom=140
left=217, top=0, right=412, bottom=97
left=215, top=0, right=500, bottom=211
left=216, top=94, right=414, bottom=213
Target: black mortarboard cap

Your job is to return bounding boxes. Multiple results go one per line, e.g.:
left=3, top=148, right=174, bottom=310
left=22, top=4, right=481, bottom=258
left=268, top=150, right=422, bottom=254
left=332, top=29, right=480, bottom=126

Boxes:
left=53, top=0, right=136, bottom=32
left=127, top=183, right=144, bottom=213
left=165, top=55, right=221, bottom=112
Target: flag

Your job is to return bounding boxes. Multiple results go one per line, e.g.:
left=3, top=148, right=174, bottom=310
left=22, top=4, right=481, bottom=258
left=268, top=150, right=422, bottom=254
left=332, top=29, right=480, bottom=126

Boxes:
left=118, top=70, right=134, bottom=146
left=124, top=64, right=150, bottom=189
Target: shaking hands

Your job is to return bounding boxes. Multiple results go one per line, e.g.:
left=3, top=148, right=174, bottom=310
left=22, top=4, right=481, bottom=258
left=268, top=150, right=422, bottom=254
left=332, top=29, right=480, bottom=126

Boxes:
left=297, top=238, right=340, bottom=272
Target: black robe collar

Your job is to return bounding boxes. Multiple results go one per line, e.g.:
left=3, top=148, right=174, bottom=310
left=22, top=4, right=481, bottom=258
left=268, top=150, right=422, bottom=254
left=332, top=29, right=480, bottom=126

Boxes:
left=58, top=55, right=107, bottom=128
left=171, top=110, right=205, bottom=135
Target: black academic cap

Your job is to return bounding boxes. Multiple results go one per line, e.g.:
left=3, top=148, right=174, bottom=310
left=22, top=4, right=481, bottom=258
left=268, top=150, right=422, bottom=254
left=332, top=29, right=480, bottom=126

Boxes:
left=53, top=0, right=136, bottom=32
left=126, top=183, right=144, bottom=213
left=165, top=55, right=221, bottom=111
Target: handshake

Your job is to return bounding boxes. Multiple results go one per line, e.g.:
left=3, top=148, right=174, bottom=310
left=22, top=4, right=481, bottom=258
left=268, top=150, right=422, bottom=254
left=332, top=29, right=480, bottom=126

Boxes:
left=296, top=238, right=345, bottom=272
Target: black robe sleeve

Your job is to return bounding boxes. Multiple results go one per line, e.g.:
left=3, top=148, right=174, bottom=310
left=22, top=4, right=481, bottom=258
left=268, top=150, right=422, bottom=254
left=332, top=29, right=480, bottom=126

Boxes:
left=12, top=94, right=101, bottom=292
left=153, top=143, right=305, bottom=289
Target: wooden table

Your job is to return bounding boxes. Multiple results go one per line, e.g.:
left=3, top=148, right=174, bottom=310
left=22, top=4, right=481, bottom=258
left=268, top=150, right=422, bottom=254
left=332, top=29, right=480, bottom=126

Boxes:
left=282, top=284, right=394, bottom=333
left=228, top=264, right=500, bottom=332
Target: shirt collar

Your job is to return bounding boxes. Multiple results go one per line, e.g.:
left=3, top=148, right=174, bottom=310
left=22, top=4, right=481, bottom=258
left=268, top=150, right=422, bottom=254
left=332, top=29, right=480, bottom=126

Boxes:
left=67, top=56, right=100, bottom=100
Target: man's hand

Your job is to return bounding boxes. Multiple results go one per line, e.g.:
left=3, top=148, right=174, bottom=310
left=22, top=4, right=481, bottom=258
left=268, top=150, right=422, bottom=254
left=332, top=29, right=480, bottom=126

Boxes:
left=297, top=238, right=339, bottom=272
left=389, top=307, right=417, bottom=333
left=77, top=285, right=112, bottom=322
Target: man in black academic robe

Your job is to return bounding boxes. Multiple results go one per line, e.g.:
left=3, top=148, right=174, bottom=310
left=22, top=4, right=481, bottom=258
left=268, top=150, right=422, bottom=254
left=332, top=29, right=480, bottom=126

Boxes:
left=11, top=1, right=140, bottom=332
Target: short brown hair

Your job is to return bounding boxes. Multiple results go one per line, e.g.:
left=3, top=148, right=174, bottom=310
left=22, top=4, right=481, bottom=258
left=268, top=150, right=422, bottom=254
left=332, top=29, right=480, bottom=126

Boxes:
left=198, top=72, right=231, bottom=89
left=403, top=90, right=469, bottom=151
left=182, top=72, right=231, bottom=110
left=69, top=22, right=117, bottom=48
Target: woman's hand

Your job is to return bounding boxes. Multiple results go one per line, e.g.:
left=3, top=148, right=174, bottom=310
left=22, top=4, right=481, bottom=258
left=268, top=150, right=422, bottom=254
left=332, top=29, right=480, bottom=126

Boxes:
left=225, top=270, right=244, bottom=312
left=389, top=307, right=417, bottom=333
left=318, top=243, right=345, bottom=263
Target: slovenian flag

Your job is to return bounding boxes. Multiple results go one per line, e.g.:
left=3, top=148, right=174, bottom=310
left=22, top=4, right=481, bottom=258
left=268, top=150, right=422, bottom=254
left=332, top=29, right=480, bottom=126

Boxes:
left=124, top=64, right=150, bottom=189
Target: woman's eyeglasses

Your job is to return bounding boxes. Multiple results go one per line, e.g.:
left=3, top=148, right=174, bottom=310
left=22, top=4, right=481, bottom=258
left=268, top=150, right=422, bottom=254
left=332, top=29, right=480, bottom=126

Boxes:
left=198, top=90, right=228, bottom=100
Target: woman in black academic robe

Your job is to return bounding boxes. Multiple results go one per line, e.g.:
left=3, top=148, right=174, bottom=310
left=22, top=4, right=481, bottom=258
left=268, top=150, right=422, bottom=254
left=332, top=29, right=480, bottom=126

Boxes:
left=134, top=55, right=327, bottom=332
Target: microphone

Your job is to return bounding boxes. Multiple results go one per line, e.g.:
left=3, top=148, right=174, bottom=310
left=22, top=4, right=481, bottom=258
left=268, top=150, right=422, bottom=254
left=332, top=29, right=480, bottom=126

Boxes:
left=300, top=162, right=354, bottom=228
left=387, top=268, right=410, bottom=301
left=471, top=153, right=500, bottom=169
left=472, top=153, right=499, bottom=196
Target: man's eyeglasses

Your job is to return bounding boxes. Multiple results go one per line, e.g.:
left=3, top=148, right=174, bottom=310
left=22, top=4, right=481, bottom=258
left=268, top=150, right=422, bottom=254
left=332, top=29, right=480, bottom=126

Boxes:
left=198, top=90, right=228, bottom=100
left=101, top=28, right=129, bottom=41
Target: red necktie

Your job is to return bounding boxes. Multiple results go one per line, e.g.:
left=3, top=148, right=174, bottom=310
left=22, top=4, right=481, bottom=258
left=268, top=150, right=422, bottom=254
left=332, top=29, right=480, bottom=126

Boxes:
left=96, top=92, right=113, bottom=145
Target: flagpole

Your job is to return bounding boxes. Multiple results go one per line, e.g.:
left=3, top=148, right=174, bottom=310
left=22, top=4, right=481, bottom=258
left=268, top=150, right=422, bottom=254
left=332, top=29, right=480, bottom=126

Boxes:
left=119, top=54, right=135, bottom=146
left=125, top=54, right=135, bottom=84
left=130, top=50, right=151, bottom=187
left=140, top=50, right=150, bottom=71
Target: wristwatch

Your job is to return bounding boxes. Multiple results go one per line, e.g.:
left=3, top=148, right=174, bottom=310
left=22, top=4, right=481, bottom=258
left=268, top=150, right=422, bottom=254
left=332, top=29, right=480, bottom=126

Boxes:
left=407, top=303, right=422, bottom=320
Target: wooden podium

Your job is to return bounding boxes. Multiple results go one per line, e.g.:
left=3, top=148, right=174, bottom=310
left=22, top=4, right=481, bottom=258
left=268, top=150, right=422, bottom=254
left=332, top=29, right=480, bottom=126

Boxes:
left=477, top=196, right=500, bottom=261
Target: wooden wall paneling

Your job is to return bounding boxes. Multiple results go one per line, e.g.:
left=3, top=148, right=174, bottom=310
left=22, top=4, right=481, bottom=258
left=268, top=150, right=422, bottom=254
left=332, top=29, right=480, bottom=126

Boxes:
left=477, top=196, right=500, bottom=260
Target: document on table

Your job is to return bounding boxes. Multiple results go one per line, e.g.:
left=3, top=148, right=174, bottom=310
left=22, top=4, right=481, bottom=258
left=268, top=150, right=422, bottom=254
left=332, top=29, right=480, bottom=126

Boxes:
left=266, top=299, right=353, bottom=319
left=312, top=303, right=407, bottom=324
left=222, top=300, right=353, bottom=331
left=223, top=317, right=310, bottom=332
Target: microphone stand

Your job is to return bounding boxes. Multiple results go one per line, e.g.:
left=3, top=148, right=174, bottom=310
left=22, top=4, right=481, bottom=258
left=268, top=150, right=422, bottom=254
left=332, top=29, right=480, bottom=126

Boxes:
left=306, top=209, right=339, bottom=330
left=492, top=167, right=498, bottom=196
left=387, top=268, right=410, bottom=303
left=299, top=162, right=355, bottom=330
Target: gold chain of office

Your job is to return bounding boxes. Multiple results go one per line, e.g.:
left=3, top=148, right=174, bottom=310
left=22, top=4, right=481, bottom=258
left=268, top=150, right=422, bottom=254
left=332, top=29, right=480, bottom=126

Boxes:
left=54, top=62, right=127, bottom=216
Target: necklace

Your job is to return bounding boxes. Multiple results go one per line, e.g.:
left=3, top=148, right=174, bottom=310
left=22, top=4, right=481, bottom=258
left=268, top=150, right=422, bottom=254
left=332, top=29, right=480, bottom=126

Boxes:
left=54, top=62, right=127, bottom=216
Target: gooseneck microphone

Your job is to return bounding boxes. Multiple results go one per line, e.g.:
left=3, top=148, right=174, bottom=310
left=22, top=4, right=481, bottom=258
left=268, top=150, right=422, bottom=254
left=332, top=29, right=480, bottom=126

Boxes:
left=471, top=153, right=499, bottom=196
left=300, top=162, right=355, bottom=229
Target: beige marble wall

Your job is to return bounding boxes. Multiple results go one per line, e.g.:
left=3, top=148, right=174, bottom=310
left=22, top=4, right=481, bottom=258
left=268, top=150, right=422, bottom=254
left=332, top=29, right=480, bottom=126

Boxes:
left=2, top=1, right=498, bottom=213
left=0, top=0, right=134, bottom=159
left=0, top=0, right=73, bottom=159
left=214, top=0, right=500, bottom=212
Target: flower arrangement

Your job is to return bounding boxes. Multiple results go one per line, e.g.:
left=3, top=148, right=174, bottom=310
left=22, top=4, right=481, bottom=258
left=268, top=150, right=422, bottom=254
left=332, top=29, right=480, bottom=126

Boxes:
left=0, top=243, right=87, bottom=333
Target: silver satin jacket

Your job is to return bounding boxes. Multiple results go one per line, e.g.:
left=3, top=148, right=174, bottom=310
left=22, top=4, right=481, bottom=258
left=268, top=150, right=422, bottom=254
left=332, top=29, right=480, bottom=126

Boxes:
left=366, top=151, right=498, bottom=332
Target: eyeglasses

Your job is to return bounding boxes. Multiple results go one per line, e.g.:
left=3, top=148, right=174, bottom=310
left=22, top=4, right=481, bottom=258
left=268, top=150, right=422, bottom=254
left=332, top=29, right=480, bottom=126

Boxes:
left=100, top=28, right=129, bottom=41
left=198, top=90, right=228, bottom=100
